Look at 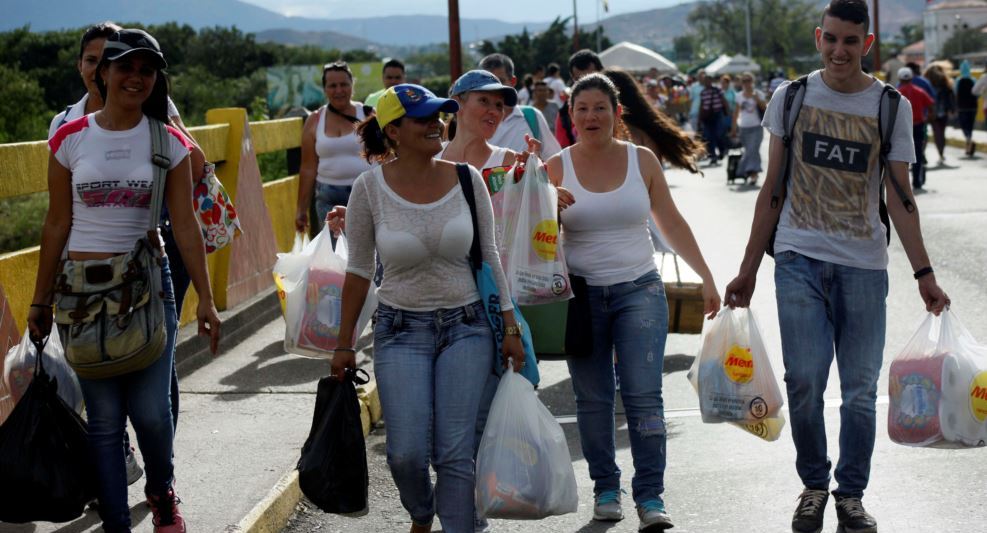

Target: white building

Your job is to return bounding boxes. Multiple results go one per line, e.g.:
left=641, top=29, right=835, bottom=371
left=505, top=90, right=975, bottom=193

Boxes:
left=924, top=0, right=987, bottom=64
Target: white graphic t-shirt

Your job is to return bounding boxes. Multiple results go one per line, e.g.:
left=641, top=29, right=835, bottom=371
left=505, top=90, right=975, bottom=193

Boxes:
left=50, top=114, right=192, bottom=253
left=763, top=70, right=915, bottom=270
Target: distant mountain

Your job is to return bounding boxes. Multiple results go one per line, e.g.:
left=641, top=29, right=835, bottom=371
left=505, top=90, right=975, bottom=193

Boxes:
left=1, top=0, right=549, bottom=47
left=1, top=0, right=925, bottom=50
left=254, top=29, right=379, bottom=52
left=586, top=0, right=922, bottom=53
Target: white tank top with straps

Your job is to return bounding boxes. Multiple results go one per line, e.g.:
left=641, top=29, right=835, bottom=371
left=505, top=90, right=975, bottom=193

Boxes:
left=315, top=104, right=371, bottom=187
left=559, top=142, right=656, bottom=286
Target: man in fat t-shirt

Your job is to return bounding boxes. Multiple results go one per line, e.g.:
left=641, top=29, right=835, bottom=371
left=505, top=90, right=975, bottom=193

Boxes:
left=724, top=2, right=950, bottom=533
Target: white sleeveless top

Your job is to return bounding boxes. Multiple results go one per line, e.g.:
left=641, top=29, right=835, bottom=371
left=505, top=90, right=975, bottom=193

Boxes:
left=437, top=143, right=510, bottom=170
left=315, top=104, right=371, bottom=186
left=559, top=142, right=656, bottom=286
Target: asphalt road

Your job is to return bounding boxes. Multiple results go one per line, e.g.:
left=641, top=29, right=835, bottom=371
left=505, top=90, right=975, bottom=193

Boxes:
left=282, top=141, right=987, bottom=533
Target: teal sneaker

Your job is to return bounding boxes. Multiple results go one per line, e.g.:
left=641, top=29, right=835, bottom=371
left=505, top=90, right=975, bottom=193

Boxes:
left=637, top=499, right=673, bottom=531
left=593, top=489, right=624, bottom=521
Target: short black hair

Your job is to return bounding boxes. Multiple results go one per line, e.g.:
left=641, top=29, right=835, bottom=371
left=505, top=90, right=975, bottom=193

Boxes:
left=821, top=0, right=870, bottom=33
left=79, top=21, right=122, bottom=59
left=546, top=63, right=561, bottom=76
left=479, top=53, right=515, bottom=79
left=569, top=49, right=604, bottom=73
left=906, top=61, right=922, bottom=75
left=382, top=58, right=405, bottom=72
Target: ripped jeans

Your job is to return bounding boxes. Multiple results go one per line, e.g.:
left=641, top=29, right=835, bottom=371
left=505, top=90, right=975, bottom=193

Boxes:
left=567, top=270, right=670, bottom=503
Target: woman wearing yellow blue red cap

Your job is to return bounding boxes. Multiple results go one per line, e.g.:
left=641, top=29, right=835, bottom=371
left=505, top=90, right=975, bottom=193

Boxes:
left=330, top=84, right=525, bottom=533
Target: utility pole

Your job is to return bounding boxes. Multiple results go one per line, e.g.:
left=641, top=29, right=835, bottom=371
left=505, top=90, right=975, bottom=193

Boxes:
left=745, top=0, right=752, bottom=58
left=449, top=0, right=462, bottom=81
left=872, top=0, right=881, bottom=73
left=573, top=0, right=580, bottom=52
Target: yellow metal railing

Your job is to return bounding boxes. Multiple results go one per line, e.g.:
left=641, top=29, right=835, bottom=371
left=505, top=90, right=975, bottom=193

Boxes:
left=0, top=111, right=304, bottom=334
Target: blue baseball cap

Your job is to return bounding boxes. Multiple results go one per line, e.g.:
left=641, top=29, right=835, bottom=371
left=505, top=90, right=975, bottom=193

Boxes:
left=376, top=84, right=460, bottom=128
left=450, top=70, right=518, bottom=107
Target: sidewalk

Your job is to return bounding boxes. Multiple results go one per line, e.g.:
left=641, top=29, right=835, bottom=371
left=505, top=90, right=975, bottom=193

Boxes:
left=944, top=125, right=987, bottom=152
left=2, top=289, right=377, bottom=533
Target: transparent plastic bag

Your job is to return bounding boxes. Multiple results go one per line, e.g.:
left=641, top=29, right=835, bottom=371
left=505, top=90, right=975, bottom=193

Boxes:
left=499, top=158, right=573, bottom=306
left=888, top=309, right=987, bottom=448
left=475, top=363, right=577, bottom=519
left=688, top=307, right=784, bottom=425
left=274, top=232, right=310, bottom=317
left=274, top=229, right=376, bottom=358
left=3, top=328, right=83, bottom=415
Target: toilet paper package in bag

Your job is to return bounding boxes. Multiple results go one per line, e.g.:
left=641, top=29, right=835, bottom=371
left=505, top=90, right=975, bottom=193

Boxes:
left=689, top=307, right=784, bottom=425
left=889, top=310, right=987, bottom=448
left=274, top=231, right=376, bottom=358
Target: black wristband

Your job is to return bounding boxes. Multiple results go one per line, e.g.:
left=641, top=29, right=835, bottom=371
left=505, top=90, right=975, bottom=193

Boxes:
left=30, top=304, right=53, bottom=309
left=913, top=266, right=934, bottom=280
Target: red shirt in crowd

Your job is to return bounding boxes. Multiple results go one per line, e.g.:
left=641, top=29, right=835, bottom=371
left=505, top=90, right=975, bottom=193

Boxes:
left=898, top=82, right=934, bottom=125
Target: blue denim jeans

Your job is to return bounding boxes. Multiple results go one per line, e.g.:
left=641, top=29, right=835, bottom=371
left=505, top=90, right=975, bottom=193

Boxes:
left=314, top=182, right=352, bottom=234
left=373, top=301, right=494, bottom=533
left=567, top=270, right=670, bottom=504
left=774, top=251, right=887, bottom=498
left=77, top=259, right=179, bottom=532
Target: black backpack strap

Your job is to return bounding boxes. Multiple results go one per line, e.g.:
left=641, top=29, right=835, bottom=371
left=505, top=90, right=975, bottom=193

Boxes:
left=770, top=75, right=808, bottom=210
left=456, top=163, right=482, bottom=274
left=877, top=84, right=915, bottom=244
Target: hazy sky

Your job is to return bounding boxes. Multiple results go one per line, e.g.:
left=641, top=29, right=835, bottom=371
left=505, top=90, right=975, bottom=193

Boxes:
left=241, top=0, right=696, bottom=23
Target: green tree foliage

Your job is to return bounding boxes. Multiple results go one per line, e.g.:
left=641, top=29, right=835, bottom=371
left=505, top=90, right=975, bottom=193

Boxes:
left=0, top=24, right=380, bottom=142
left=0, top=64, right=50, bottom=143
left=688, top=0, right=817, bottom=68
left=942, top=29, right=987, bottom=61
left=477, top=17, right=612, bottom=81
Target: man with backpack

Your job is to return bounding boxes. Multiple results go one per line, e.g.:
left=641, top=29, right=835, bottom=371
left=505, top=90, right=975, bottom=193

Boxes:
left=555, top=49, right=604, bottom=148
left=480, top=53, right=561, bottom=159
left=724, top=2, right=949, bottom=533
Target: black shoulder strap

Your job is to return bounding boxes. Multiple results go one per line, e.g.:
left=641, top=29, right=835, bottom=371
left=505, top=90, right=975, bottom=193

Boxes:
left=876, top=83, right=915, bottom=244
left=326, top=103, right=361, bottom=124
left=456, top=163, right=482, bottom=273
left=769, top=75, right=808, bottom=210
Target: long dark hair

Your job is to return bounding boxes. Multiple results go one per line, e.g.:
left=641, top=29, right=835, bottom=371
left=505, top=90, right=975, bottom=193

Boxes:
left=601, top=68, right=705, bottom=173
left=95, top=57, right=171, bottom=123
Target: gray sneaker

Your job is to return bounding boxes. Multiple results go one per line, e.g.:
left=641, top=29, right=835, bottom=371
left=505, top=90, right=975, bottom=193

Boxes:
left=593, top=490, right=624, bottom=521
left=637, top=499, right=673, bottom=531
left=125, top=447, right=144, bottom=486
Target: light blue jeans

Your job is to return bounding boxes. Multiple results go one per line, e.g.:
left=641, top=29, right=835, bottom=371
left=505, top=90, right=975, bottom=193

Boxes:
left=774, top=251, right=887, bottom=498
left=373, top=301, right=494, bottom=533
left=567, top=270, right=670, bottom=504
left=77, top=259, right=178, bottom=532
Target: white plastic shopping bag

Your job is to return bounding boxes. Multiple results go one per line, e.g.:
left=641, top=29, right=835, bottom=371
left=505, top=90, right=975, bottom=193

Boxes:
left=499, top=158, right=573, bottom=306
left=689, top=307, right=784, bottom=425
left=475, top=363, right=577, bottom=519
left=3, top=327, right=84, bottom=414
left=273, top=229, right=376, bottom=358
left=274, top=232, right=310, bottom=316
left=888, top=309, right=987, bottom=448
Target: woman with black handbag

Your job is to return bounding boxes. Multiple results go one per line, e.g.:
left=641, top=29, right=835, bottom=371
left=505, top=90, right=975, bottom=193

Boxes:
left=545, top=73, right=720, bottom=532
left=331, top=84, right=523, bottom=533
left=28, top=28, right=221, bottom=533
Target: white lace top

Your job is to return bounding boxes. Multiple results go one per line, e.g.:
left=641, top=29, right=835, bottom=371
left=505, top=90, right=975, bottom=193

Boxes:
left=345, top=164, right=513, bottom=312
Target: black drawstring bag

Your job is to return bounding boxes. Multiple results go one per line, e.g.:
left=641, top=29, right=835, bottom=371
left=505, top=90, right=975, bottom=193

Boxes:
left=297, top=367, right=369, bottom=514
left=0, top=336, right=95, bottom=523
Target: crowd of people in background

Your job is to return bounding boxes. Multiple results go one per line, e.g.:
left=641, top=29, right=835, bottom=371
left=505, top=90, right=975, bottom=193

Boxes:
left=21, top=0, right=986, bottom=531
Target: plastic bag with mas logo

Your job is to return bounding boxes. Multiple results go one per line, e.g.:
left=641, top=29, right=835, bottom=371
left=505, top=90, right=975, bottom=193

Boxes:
left=476, top=362, right=577, bottom=519
left=689, top=307, right=784, bottom=425
left=888, top=309, right=987, bottom=448
left=499, top=157, right=573, bottom=306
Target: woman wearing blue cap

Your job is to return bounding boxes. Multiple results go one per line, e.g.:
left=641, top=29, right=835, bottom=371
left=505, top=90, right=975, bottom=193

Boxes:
left=29, top=28, right=221, bottom=533
left=330, top=84, right=525, bottom=533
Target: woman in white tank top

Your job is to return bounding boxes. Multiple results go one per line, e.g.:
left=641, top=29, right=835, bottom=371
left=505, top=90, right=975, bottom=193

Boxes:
left=544, top=73, right=720, bottom=531
left=296, top=61, right=372, bottom=234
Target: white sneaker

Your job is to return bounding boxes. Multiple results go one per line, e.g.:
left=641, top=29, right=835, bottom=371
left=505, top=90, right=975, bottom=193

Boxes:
left=593, top=490, right=624, bottom=521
